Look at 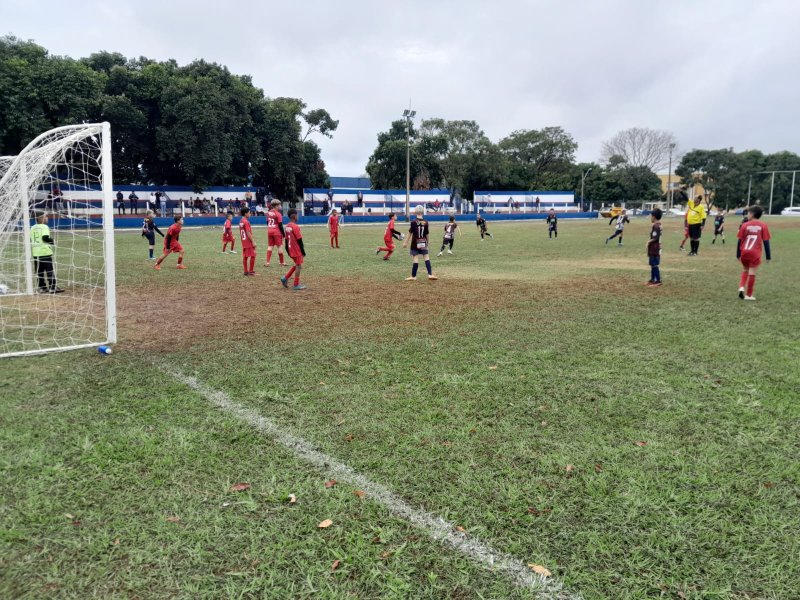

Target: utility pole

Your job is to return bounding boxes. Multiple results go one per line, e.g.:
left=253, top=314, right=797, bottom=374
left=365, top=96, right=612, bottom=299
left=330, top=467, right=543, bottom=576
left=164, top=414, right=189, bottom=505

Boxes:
left=769, top=171, right=775, bottom=215
left=581, top=168, right=592, bottom=211
left=402, top=107, right=416, bottom=221
left=667, top=143, right=675, bottom=209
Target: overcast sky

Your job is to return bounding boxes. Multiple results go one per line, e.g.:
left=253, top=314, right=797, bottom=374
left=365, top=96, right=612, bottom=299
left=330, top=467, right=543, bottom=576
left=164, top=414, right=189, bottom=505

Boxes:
left=3, top=0, right=799, bottom=175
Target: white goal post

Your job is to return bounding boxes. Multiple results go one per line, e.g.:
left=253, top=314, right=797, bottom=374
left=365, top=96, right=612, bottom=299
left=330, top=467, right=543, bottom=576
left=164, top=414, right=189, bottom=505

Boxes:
left=0, top=123, right=116, bottom=358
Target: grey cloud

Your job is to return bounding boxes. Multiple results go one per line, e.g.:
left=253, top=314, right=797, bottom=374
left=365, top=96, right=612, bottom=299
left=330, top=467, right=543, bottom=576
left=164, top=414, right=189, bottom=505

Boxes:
left=3, top=0, right=798, bottom=175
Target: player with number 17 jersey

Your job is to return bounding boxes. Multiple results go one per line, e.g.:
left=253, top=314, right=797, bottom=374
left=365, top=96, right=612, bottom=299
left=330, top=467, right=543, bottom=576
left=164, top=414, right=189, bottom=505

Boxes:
left=737, top=219, right=770, bottom=267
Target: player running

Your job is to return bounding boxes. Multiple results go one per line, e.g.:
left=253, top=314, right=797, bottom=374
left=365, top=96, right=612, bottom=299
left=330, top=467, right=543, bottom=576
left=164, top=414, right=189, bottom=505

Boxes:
left=280, top=208, right=307, bottom=291
left=712, top=211, right=725, bottom=244
left=476, top=214, right=493, bottom=240
left=736, top=205, right=771, bottom=301
left=402, top=205, right=437, bottom=281
left=154, top=216, right=186, bottom=270
left=239, top=206, right=257, bottom=276
left=376, top=212, right=402, bottom=260
left=437, top=216, right=461, bottom=256
left=266, top=199, right=286, bottom=267
left=546, top=209, right=558, bottom=239
left=605, top=210, right=629, bottom=246
left=327, top=209, right=340, bottom=248
left=221, top=212, right=237, bottom=254
left=141, top=210, right=164, bottom=259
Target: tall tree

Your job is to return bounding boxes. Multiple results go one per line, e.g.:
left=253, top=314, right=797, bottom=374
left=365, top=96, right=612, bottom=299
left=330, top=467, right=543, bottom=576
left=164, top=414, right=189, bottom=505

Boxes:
left=497, top=127, right=577, bottom=189
left=601, top=127, right=679, bottom=173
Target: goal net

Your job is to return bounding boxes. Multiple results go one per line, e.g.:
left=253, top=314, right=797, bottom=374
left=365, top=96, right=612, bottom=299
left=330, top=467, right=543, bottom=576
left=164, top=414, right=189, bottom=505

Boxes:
left=0, top=123, right=116, bottom=358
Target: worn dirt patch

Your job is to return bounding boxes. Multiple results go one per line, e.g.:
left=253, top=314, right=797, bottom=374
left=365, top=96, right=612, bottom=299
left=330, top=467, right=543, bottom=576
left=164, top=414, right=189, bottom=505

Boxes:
left=118, top=271, right=676, bottom=353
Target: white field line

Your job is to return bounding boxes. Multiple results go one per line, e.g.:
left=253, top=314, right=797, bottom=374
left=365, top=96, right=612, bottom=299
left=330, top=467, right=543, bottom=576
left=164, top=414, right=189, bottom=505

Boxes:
left=161, top=365, right=582, bottom=599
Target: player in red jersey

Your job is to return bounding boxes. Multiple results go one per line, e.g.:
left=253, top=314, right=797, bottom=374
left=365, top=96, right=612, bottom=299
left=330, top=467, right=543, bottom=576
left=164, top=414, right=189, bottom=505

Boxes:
left=221, top=212, right=237, bottom=254
left=679, top=217, right=690, bottom=251
left=154, top=216, right=186, bottom=270
left=736, top=205, right=771, bottom=300
left=239, top=206, right=257, bottom=276
left=376, top=212, right=403, bottom=260
left=266, top=199, right=286, bottom=267
left=280, top=208, right=306, bottom=290
left=327, top=209, right=340, bottom=248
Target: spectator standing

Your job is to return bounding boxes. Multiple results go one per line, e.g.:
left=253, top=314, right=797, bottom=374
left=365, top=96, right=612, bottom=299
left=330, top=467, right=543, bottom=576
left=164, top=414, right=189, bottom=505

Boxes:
left=129, top=190, right=139, bottom=214
left=116, top=191, right=126, bottom=215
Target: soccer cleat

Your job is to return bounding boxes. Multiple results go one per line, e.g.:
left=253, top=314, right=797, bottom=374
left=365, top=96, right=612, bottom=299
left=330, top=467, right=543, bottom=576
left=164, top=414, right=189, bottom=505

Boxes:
left=437, top=252, right=443, bottom=257
left=679, top=246, right=685, bottom=251
left=427, top=274, right=438, bottom=280
left=280, top=276, right=288, bottom=288
left=738, top=287, right=745, bottom=299
left=383, top=256, right=390, bottom=261
left=712, top=239, right=716, bottom=244
left=292, top=284, right=307, bottom=291
left=176, top=264, right=187, bottom=269
left=243, top=272, right=251, bottom=277
left=48, top=287, right=66, bottom=294
left=154, top=263, right=161, bottom=270
left=618, top=242, right=623, bottom=246
left=744, top=295, right=756, bottom=301
left=229, top=250, right=237, bottom=254
left=405, top=276, right=417, bottom=281
left=38, top=287, right=48, bottom=293
left=605, top=238, right=609, bottom=245
left=376, top=248, right=381, bottom=255
left=447, top=250, right=452, bottom=255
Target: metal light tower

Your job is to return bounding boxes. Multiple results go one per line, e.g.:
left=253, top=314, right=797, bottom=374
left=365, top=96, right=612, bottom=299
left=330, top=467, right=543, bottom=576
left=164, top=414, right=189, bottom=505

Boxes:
left=667, top=142, right=676, bottom=209
left=581, top=168, right=592, bottom=211
left=402, top=108, right=416, bottom=221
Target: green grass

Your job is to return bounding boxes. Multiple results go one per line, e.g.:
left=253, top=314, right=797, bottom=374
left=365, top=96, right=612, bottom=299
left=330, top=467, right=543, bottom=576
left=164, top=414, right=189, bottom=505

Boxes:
left=2, top=216, right=800, bottom=599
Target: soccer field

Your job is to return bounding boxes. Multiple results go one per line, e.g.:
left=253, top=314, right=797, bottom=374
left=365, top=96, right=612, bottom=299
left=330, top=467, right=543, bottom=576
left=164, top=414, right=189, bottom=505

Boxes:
left=2, top=217, right=799, bottom=599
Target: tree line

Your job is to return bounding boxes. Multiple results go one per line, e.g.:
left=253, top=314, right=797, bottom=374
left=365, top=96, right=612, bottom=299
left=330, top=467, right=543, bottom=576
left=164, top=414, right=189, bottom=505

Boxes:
left=0, top=36, right=338, bottom=198
left=366, top=121, right=800, bottom=212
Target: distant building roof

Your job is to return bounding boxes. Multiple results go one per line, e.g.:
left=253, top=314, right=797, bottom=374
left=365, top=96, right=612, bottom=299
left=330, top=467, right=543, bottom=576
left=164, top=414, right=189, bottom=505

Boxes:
left=329, top=176, right=371, bottom=189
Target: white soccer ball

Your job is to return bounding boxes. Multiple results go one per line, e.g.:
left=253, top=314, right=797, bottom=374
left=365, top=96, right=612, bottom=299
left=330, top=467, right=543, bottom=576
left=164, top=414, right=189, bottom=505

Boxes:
left=399, top=233, right=406, bottom=240
left=0, top=283, right=9, bottom=295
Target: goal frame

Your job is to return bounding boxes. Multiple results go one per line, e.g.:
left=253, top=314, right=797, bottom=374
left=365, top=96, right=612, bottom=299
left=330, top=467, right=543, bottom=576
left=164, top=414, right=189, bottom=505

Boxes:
left=0, top=122, right=116, bottom=358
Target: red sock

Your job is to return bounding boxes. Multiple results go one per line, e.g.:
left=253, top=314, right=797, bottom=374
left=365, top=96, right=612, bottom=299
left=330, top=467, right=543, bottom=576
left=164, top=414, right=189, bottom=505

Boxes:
left=285, top=266, right=296, bottom=279
left=242, top=256, right=248, bottom=273
left=248, top=256, right=255, bottom=272
left=739, top=271, right=748, bottom=288
left=222, top=243, right=227, bottom=252
left=231, top=240, right=235, bottom=250
left=267, top=249, right=272, bottom=263
left=746, top=274, right=756, bottom=297
left=279, top=253, right=285, bottom=265
left=294, top=274, right=300, bottom=286
left=177, top=256, right=183, bottom=265
left=330, top=236, right=334, bottom=248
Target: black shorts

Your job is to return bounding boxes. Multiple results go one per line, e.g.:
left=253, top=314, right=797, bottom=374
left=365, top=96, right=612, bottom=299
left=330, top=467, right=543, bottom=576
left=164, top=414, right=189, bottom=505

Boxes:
left=714, top=227, right=723, bottom=235
left=688, top=223, right=702, bottom=239
left=143, top=231, right=155, bottom=244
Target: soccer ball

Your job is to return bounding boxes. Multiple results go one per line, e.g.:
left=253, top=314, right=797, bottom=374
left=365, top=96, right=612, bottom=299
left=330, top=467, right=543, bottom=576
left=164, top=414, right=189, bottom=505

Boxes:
left=399, top=233, right=406, bottom=240
left=0, top=283, right=8, bottom=295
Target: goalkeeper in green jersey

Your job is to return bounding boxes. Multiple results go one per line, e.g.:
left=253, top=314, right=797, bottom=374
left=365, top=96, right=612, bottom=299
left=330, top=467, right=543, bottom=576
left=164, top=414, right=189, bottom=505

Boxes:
left=31, top=213, right=64, bottom=294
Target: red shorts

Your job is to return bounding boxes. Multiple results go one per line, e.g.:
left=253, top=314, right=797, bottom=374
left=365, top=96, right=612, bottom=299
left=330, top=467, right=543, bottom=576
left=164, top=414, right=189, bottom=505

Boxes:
left=740, top=255, right=761, bottom=269
left=290, top=254, right=304, bottom=266
left=268, top=231, right=283, bottom=247
left=383, top=238, right=395, bottom=249
left=330, top=230, right=339, bottom=236
left=165, top=242, right=184, bottom=253
left=242, top=247, right=256, bottom=258
left=222, top=233, right=234, bottom=242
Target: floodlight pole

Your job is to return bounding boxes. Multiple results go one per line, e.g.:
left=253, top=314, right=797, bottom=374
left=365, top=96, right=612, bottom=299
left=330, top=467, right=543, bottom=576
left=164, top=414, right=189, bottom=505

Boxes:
left=667, top=143, right=675, bottom=209
left=746, top=175, right=752, bottom=205
left=768, top=171, right=775, bottom=215
left=791, top=171, right=796, bottom=208
left=402, top=107, right=416, bottom=221
left=581, top=168, right=591, bottom=211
